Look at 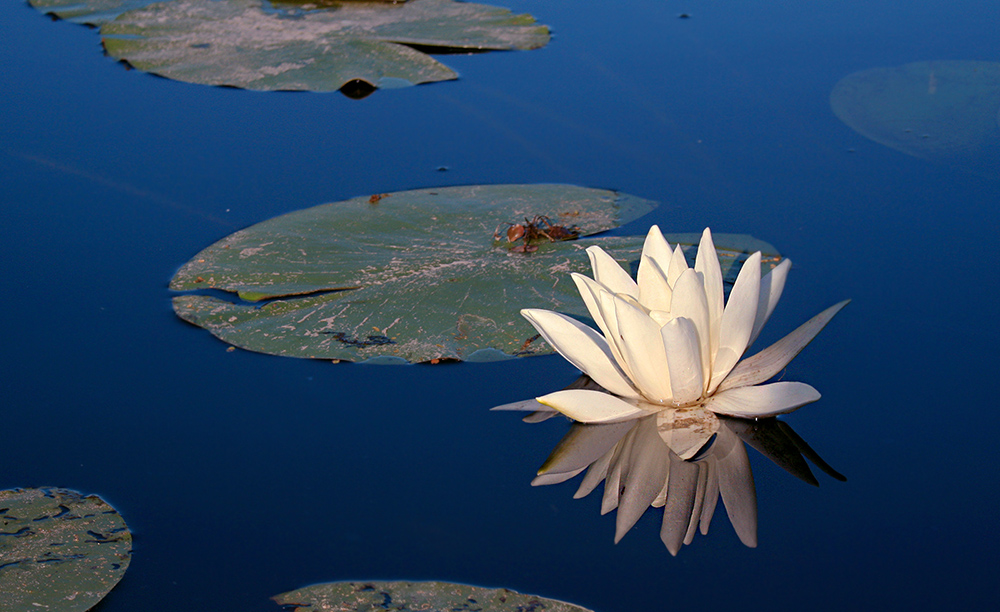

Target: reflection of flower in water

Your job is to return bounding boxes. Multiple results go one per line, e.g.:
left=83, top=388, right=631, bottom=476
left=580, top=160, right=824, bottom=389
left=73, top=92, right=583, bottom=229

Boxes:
left=497, top=388, right=844, bottom=555
left=520, top=226, right=848, bottom=422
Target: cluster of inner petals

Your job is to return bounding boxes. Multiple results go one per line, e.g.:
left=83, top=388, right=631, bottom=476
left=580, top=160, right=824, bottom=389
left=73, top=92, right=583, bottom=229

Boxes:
left=520, top=225, right=847, bottom=422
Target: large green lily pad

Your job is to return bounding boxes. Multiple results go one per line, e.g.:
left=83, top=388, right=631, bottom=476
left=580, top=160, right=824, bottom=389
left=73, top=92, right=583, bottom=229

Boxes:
left=30, top=0, right=153, bottom=25
left=170, top=184, right=781, bottom=363
left=831, top=60, right=1000, bottom=178
left=272, top=581, right=594, bottom=611
left=0, top=487, right=132, bottom=612
left=56, top=0, right=548, bottom=92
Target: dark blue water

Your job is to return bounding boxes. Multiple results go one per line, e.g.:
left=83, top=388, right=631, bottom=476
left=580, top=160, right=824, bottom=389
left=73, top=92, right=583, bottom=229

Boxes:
left=3, top=1, right=999, bottom=610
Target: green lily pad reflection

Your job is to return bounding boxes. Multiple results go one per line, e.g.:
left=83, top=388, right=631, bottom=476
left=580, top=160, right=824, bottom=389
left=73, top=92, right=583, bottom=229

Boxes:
left=169, top=184, right=781, bottom=363
left=0, top=487, right=132, bottom=612
left=272, top=581, right=594, bottom=611
left=831, top=60, right=1000, bottom=177
left=85, top=0, right=547, bottom=92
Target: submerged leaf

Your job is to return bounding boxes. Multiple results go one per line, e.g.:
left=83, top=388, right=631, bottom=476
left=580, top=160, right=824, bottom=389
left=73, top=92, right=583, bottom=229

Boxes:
left=831, top=60, right=1000, bottom=178
left=170, top=184, right=780, bottom=363
left=272, top=580, right=594, bottom=612
left=0, top=487, right=132, bottom=612
left=88, top=0, right=549, bottom=91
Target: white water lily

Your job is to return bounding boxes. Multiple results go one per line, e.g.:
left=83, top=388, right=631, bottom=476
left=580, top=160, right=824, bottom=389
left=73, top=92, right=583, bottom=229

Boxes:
left=521, top=226, right=847, bottom=422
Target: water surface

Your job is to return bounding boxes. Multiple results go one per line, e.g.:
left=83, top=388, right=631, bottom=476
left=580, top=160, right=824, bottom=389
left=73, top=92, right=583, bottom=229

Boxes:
left=2, top=1, right=998, bottom=610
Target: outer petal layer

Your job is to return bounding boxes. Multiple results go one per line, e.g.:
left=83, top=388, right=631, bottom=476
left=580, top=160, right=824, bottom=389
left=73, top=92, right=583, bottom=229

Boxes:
left=710, top=251, right=761, bottom=392
left=749, top=258, right=791, bottom=347
left=703, top=381, right=821, bottom=417
left=537, top=389, right=654, bottom=423
left=718, top=300, right=849, bottom=392
left=586, top=246, right=638, bottom=298
left=521, top=308, right=640, bottom=399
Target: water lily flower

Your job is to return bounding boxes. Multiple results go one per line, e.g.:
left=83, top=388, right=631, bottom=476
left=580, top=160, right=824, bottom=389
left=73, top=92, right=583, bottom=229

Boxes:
left=521, top=226, right=847, bottom=423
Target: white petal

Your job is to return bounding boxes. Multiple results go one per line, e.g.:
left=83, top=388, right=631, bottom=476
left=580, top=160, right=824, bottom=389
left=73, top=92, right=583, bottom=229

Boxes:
left=649, top=309, right=673, bottom=327
left=661, top=317, right=704, bottom=406
left=586, top=246, right=638, bottom=298
left=537, top=389, right=652, bottom=423
left=641, top=225, right=673, bottom=270
left=521, top=308, right=640, bottom=399
left=571, top=273, right=612, bottom=333
left=694, top=228, right=725, bottom=364
left=669, top=269, right=712, bottom=390
left=614, top=297, right=673, bottom=401
left=572, top=274, right=632, bottom=379
left=637, top=254, right=673, bottom=312
left=748, top=258, right=791, bottom=347
left=596, top=288, right=634, bottom=381
left=667, top=245, right=690, bottom=287
left=617, top=292, right=650, bottom=315
left=718, top=300, right=849, bottom=392
left=703, top=382, right=821, bottom=418
left=709, top=252, right=761, bottom=392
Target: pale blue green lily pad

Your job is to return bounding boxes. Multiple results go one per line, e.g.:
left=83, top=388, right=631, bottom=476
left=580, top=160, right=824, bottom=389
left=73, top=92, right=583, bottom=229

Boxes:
left=30, top=0, right=550, bottom=92
left=272, top=581, right=594, bottom=611
left=831, top=60, right=1000, bottom=178
left=170, top=184, right=781, bottom=363
left=29, top=0, right=153, bottom=25
left=0, top=487, right=132, bottom=612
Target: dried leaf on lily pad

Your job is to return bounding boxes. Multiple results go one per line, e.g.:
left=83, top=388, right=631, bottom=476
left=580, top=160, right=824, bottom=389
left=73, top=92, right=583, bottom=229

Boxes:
left=0, top=487, right=132, bottom=612
left=43, top=0, right=548, bottom=93
left=169, top=184, right=781, bottom=363
left=272, top=581, right=594, bottom=612
left=831, top=60, right=1000, bottom=178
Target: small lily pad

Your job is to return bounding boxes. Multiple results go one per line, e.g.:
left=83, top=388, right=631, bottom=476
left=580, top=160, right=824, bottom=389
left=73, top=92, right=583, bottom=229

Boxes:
left=0, top=487, right=132, bottom=612
left=170, top=184, right=780, bottom=363
left=831, top=60, right=1000, bottom=177
left=272, top=581, right=594, bottom=611
left=29, top=0, right=550, bottom=92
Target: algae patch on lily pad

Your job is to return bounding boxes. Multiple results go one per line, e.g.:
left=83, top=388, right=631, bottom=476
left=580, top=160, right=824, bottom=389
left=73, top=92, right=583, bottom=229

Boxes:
left=0, top=487, right=132, bottom=612
left=170, top=184, right=781, bottom=363
left=31, top=0, right=550, bottom=92
left=831, top=60, right=1000, bottom=178
left=272, top=580, right=594, bottom=611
